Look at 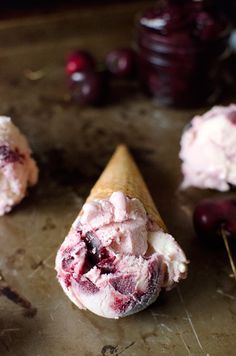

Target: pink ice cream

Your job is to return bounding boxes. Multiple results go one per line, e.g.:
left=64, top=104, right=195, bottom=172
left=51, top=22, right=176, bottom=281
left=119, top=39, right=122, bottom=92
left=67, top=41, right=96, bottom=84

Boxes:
left=55, top=191, right=187, bottom=319
left=0, top=116, right=38, bottom=215
left=180, top=104, right=236, bottom=191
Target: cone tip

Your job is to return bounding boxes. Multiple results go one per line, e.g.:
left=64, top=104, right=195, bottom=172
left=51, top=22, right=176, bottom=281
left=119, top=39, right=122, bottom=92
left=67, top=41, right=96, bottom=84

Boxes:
left=115, top=144, right=129, bottom=152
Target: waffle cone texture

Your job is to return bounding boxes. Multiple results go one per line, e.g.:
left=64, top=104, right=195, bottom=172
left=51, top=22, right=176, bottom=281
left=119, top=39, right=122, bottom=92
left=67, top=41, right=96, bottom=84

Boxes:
left=85, top=145, right=166, bottom=231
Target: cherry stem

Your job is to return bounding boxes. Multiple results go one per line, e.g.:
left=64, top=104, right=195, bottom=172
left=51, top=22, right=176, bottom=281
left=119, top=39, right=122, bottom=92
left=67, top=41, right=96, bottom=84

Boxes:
left=221, top=227, right=236, bottom=281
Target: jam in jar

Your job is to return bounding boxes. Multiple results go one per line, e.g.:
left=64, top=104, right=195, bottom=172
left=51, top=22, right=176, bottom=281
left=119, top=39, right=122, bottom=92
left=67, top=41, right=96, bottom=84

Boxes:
left=136, top=0, right=232, bottom=107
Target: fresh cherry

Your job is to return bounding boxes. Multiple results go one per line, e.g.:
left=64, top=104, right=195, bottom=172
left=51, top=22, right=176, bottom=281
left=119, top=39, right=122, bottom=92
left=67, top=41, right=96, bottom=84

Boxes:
left=105, top=48, right=137, bottom=78
left=69, top=70, right=107, bottom=105
left=193, top=198, right=236, bottom=242
left=65, top=50, right=95, bottom=76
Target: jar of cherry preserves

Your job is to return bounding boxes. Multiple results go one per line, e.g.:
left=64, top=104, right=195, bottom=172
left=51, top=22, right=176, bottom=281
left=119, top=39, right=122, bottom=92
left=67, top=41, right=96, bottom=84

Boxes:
left=135, top=0, right=232, bottom=107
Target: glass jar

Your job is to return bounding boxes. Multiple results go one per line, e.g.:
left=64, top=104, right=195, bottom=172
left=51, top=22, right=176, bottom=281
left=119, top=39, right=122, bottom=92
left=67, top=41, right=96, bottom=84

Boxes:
left=135, top=0, right=232, bottom=108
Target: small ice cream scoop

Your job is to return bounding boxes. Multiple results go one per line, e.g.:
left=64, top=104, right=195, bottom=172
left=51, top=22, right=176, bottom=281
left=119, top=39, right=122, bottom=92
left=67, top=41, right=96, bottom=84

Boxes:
left=180, top=104, right=236, bottom=191
left=0, top=116, right=38, bottom=215
left=55, top=145, right=188, bottom=319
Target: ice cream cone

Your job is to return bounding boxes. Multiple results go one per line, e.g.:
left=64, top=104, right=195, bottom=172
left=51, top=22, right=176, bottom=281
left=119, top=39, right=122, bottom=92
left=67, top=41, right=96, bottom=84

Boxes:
left=85, top=144, right=166, bottom=231
left=56, top=145, right=188, bottom=319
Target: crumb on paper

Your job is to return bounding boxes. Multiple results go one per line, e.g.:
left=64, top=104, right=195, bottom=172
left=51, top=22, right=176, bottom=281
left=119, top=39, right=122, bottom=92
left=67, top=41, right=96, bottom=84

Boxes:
left=24, top=68, right=45, bottom=81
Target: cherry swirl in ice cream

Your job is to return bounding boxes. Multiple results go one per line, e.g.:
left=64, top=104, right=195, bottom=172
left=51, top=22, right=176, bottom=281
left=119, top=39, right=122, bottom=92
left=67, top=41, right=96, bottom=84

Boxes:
left=0, top=116, right=38, bottom=215
left=56, top=192, right=187, bottom=319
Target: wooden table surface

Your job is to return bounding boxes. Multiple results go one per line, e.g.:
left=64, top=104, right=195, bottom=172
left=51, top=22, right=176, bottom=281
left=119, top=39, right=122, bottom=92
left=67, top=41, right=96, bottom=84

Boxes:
left=0, top=2, right=235, bottom=355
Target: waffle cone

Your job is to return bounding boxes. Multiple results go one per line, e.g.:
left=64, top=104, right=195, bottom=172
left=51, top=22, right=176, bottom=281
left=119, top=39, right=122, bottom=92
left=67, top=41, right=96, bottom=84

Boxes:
left=85, top=145, right=166, bottom=230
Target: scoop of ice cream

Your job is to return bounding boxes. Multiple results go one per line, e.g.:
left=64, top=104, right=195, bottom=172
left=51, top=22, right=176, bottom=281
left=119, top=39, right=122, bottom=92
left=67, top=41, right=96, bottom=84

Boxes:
left=180, top=104, right=236, bottom=191
left=56, top=191, right=187, bottom=318
left=78, top=191, right=148, bottom=256
left=0, top=116, right=38, bottom=215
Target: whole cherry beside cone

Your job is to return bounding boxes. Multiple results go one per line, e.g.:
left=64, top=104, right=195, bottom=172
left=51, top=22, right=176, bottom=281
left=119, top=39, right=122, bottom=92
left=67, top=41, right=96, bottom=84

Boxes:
left=193, top=198, right=236, bottom=242
left=193, top=198, right=236, bottom=280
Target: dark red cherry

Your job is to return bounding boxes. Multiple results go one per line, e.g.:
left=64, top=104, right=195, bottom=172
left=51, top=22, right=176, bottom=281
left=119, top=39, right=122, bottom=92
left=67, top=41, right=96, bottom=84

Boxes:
left=69, top=70, right=107, bottom=105
left=193, top=198, right=236, bottom=242
left=65, top=50, right=95, bottom=76
left=105, top=48, right=137, bottom=78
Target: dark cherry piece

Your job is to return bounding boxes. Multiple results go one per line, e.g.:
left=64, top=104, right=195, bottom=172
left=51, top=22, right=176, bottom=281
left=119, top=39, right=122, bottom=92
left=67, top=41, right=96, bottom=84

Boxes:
left=65, top=50, right=95, bottom=76
left=84, top=232, right=109, bottom=266
left=76, top=277, right=99, bottom=294
left=69, top=70, right=107, bottom=105
left=110, top=275, right=135, bottom=295
left=97, top=257, right=116, bottom=274
left=105, top=48, right=137, bottom=78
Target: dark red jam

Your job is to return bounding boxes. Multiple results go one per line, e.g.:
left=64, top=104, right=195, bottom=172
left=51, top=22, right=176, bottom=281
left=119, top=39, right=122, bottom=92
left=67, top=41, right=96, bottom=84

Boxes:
left=135, top=0, right=232, bottom=107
